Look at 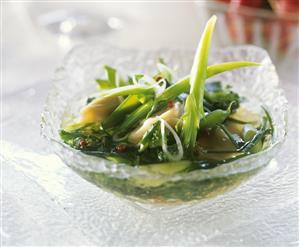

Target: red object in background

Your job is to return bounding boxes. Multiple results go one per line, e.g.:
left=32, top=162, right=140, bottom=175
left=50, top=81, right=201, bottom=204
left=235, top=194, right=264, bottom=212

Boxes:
left=217, top=0, right=265, bottom=8
left=269, top=0, right=299, bottom=51
left=234, top=0, right=264, bottom=8
left=217, top=0, right=299, bottom=15
left=224, top=0, right=262, bottom=44
left=216, top=0, right=298, bottom=53
left=217, top=0, right=232, bottom=2
left=225, top=15, right=256, bottom=43
left=269, top=0, right=299, bottom=17
left=219, top=0, right=266, bottom=44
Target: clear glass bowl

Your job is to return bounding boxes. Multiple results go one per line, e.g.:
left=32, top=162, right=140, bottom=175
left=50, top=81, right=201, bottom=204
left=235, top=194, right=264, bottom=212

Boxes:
left=41, top=43, right=287, bottom=207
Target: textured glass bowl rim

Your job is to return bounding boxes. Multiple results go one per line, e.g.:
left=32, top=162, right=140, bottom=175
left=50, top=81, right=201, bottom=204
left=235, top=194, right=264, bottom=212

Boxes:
left=41, top=43, right=288, bottom=182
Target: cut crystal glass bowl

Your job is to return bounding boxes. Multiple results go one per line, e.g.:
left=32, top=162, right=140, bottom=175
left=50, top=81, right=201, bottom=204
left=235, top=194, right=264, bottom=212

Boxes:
left=41, top=43, right=287, bottom=207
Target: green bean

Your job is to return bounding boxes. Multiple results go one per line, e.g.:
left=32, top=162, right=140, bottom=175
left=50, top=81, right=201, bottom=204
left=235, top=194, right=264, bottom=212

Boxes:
left=200, top=109, right=230, bottom=129
left=200, top=101, right=233, bottom=129
left=102, top=95, right=142, bottom=129
left=118, top=100, right=154, bottom=134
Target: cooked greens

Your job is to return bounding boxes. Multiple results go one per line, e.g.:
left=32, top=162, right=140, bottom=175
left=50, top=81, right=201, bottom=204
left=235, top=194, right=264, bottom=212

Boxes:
left=60, top=16, right=273, bottom=171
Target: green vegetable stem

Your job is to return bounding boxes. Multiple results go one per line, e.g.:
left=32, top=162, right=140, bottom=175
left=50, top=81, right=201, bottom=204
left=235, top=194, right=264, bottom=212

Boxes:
left=118, top=100, right=154, bottom=134
left=181, top=15, right=217, bottom=152
left=102, top=95, right=143, bottom=129
left=154, top=61, right=259, bottom=104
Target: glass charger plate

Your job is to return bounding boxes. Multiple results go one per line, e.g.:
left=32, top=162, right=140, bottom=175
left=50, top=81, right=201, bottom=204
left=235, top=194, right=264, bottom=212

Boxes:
left=2, top=105, right=298, bottom=246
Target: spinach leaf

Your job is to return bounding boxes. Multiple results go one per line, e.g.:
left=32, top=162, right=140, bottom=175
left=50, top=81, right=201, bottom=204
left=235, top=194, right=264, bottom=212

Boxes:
left=204, top=82, right=240, bottom=111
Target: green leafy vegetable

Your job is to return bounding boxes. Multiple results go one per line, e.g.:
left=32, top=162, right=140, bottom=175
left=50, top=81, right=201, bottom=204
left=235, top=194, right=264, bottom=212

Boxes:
left=204, top=83, right=240, bottom=110
left=60, top=123, right=109, bottom=150
left=96, top=65, right=119, bottom=89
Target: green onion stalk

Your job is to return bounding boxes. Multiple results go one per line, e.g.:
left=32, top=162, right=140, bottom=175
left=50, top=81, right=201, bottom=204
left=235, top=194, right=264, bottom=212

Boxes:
left=181, top=15, right=217, bottom=152
left=155, top=61, right=260, bottom=103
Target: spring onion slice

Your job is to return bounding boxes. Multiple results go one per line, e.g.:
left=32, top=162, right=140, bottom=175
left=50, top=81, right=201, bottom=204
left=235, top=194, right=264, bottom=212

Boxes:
left=159, top=117, right=184, bottom=161
left=112, top=133, right=129, bottom=142
left=154, top=78, right=167, bottom=97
